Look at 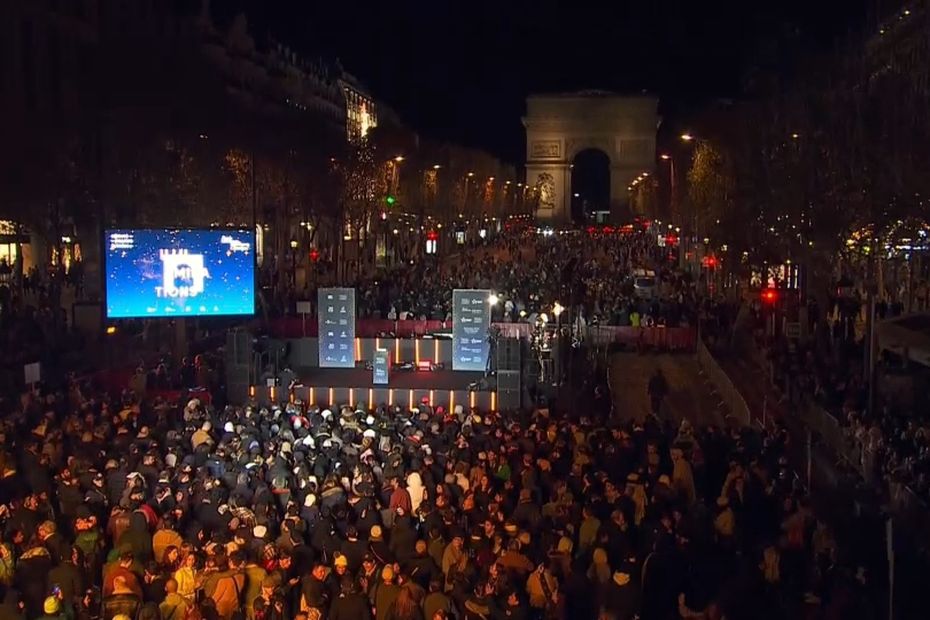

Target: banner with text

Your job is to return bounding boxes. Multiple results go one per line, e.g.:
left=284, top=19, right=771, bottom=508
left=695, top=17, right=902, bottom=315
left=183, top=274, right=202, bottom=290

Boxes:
left=373, top=349, right=390, bottom=385
left=318, top=288, right=356, bottom=368
left=452, top=289, right=491, bottom=371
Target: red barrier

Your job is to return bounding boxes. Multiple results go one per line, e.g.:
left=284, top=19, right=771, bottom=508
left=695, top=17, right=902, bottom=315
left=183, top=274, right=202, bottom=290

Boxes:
left=269, top=318, right=449, bottom=339
left=269, top=318, right=695, bottom=351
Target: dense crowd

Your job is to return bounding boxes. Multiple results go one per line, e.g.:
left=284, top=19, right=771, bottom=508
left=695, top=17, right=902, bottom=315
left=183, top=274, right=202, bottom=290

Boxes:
left=0, top=360, right=883, bottom=620
left=758, top=292, right=930, bottom=506
left=344, top=230, right=699, bottom=329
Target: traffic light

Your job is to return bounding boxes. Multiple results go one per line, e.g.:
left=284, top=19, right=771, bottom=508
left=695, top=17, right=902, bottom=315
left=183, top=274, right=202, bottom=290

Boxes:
left=761, top=288, right=778, bottom=305
left=385, top=195, right=396, bottom=206
left=309, top=248, right=320, bottom=263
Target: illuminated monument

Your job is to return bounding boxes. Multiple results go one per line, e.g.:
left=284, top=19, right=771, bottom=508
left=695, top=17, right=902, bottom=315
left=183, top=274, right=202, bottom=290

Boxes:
left=523, top=92, right=658, bottom=222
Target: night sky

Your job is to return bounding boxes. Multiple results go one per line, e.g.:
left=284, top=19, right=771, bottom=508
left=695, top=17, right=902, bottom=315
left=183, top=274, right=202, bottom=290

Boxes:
left=215, top=0, right=871, bottom=163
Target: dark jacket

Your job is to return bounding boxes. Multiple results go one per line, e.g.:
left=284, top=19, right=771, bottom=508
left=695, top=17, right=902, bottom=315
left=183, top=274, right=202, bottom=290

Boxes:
left=102, top=593, right=141, bottom=620
left=329, top=592, right=372, bottom=620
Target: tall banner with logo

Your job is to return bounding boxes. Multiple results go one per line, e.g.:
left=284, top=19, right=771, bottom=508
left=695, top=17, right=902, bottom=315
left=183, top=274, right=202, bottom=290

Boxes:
left=318, top=288, right=356, bottom=368
left=452, top=289, right=491, bottom=371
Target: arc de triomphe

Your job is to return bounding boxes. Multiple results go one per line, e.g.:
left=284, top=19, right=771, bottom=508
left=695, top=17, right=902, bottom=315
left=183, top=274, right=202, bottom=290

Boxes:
left=523, top=92, right=658, bottom=222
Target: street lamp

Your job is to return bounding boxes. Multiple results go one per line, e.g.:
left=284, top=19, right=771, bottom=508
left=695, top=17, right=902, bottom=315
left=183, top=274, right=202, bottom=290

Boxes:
left=432, top=164, right=441, bottom=170
left=488, top=293, right=500, bottom=306
left=680, top=133, right=694, bottom=142
left=660, top=153, right=671, bottom=160
left=394, top=155, right=405, bottom=162
left=552, top=302, right=564, bottom=318
left=289, top=239, right=298, bottom=290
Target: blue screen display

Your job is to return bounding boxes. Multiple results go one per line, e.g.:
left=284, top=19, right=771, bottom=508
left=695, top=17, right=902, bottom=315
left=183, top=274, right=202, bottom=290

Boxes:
left=105, top=229, right=255, bottom=319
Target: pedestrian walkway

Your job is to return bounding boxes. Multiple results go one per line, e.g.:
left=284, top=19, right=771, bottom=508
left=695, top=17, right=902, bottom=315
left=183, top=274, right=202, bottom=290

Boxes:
left=609, top=352, right=726, bottom=427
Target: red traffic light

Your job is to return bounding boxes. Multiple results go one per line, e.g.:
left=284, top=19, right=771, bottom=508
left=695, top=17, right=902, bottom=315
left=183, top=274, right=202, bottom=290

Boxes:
left=309, top=249, right=320, bottom=263
left=701, top=255, right=718, bottom=268
left=761, top=288, right=778, bottom=304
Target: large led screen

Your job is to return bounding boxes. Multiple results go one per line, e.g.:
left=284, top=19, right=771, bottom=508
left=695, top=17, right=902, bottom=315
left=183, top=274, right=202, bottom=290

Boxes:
left=105, top=228, right=255, bottom=319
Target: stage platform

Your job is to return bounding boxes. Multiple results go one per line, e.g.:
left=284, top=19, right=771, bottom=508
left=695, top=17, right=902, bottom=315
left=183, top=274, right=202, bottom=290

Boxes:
left=252, top=368, right=497, bottom=411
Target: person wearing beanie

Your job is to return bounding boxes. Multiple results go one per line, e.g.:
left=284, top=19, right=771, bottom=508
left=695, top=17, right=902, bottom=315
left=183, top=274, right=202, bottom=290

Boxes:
left=404, top=539, right=439, bottom=590
left=36, top=596, right=63, bottom=620
left=369, top=526, right=394, bottom=566
left=373, top=565, right=399, bottom=620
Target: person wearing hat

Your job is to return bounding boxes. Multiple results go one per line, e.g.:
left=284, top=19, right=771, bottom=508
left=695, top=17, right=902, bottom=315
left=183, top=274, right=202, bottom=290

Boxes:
left=36, top=596, right=64, bottom=620
left=372, top=565, right=399, bottom=620
left=368, top=526, right=394, bottom=566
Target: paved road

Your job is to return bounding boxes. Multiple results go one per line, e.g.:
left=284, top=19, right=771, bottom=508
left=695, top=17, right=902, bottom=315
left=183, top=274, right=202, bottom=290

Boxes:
left=608, top=352, right=726, bottom=428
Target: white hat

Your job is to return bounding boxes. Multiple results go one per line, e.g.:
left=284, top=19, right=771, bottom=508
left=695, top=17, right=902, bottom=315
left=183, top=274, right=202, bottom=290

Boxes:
left=165, top=453, right=177, bottom=468
left=302, top=436, right=316, bottom=448
left=201, top=421, right=211, bottom=432
left=186, top=399, right=201, bottom=411
left=304, top=494, right=316, bottom=507
left=365, top=415, right=375, bottom=426
left=321, top=409, right=333, bottom=419
left=224, top=422, right=234, bottom=433
left=293, top=418, right=303, bottom=430
left=363, top=429, right=377, bottom=439
left=253, top=525, right=267, bottom=538
left=453, top=404, right=464, bottom=415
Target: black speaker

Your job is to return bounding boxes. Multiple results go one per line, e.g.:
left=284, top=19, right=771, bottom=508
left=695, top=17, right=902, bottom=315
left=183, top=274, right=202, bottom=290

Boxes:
left=497, top=369, right=521, bottom=410
left=496, top=337, right=521, bottom=371
left=226, top=330, right=253, bottom=405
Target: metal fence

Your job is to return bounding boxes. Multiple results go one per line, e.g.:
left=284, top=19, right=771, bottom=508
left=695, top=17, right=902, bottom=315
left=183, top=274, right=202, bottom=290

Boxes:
left=696, top=338, right=752, bottom=426
left=798, top=401, right=867, bottom=479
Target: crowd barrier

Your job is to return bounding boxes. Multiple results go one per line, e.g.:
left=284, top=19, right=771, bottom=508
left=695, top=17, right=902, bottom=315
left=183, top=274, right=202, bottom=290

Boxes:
left=696, top=339, right=751, bottom=426
left=798, top=401, right=867, bottom=479
left=269, top=318, right=698, bottom=351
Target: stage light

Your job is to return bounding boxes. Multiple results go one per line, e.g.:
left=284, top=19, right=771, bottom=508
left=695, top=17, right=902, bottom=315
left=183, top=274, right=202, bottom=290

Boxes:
left=488, top=293, right=499, bottom=306
left=328, top=387, right=334, bottom=407
left=409, top=389, right=414, bottom=407
left=389, top=389, right=394, bottom=406
left=106, top=326, right=117, bottom=335
left=540, top=313, right=549, bottom=323
left=552, top=302, right=564, bottom=317
left=309, top=387, right=315, bottom=404
left=349, top=388, right=354, bottom=408
left=415, top=339, right=421, bottom=365
left=449, top=391, right=455, bottom=413
left=470, top=391, right=476, bottom=409
left=434, top=339, right=439, bottom=362
left=368, top=388, right=374, bottom=408
left=429, top=390, right=435, bottom=407
left=395, top=338, right=401, bottom=363
left=491, top=391, right=497, bottom=411
left=249, top=386, right=256, bottom=398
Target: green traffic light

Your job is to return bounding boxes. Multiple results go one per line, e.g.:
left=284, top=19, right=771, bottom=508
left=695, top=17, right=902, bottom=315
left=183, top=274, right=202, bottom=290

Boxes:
left=385, top=195, right=396, bottom=206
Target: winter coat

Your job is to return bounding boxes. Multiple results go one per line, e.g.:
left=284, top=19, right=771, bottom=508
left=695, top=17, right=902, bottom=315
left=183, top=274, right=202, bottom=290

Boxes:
left=406, top=473, right=426, bottom=514
left=329, top=592, right=372, bottom=620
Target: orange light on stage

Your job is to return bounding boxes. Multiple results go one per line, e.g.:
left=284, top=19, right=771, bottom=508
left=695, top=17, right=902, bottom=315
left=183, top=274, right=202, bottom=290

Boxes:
left=328, top=387, right=334, bottom=407
left=449, top=391, right=455, bottom=412
left=368, top=388, right=374, bottom=408
left=349, top=388, right=355, bottom=408
left=309, top=387, right=315, bottom=405
left=376, top=337, right=381, bottom=351
left=269, top=385, right=276, bottom=402
left=408, top=389, right=414, bottom=408
left=429, top=389, right=435, bottom=407
left=289, top=391, right=295, bottom=403
left=249, top=386, right=256, bottom=398
left=433, top=339, right=439, bottom=362
left=389, top=389, right=394, bottom=407
left=415, top=339, right=420, bottom=365
left=395, top=338, right=401, bottom=364
left=355, top=338, right=361, bottom=362
left=470, top=391, right=476, bottom=409
left=491, top=391, right=497, bottom=411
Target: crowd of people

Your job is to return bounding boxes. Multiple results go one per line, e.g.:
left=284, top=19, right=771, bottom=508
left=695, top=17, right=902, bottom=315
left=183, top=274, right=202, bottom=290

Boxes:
left=343, top=229, right=701, bottom=329
left=0, top=357, right=882, bottom=620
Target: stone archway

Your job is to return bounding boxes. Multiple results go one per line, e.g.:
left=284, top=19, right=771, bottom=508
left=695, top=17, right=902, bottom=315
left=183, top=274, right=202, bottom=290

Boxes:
left=523, top=92, right=658, bottom=223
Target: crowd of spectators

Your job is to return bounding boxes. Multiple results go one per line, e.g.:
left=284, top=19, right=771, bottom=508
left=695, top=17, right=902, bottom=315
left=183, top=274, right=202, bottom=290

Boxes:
left=344, top=230, right=700, bottom=329
left=0, top=368, right=881, bottom=620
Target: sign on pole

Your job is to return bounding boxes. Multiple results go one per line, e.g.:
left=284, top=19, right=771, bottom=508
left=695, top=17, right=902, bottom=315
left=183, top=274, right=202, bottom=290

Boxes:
left=452, top=289, right=491, bottom=371
left=318, top=288, right=356, bottom=368
left=24, top=362, right=41, bottom=386
left=373, top=349, right=390, bottom=385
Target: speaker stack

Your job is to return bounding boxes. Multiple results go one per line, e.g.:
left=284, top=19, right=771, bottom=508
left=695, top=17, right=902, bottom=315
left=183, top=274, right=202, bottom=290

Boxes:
left=496, top=337, right=522, bottom=410
left=225, top=329, right=253, bottom=405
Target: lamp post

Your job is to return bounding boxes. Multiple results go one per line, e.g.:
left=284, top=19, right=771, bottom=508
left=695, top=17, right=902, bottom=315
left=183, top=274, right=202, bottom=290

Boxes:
left=289, top=239, right=298, bottom=290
